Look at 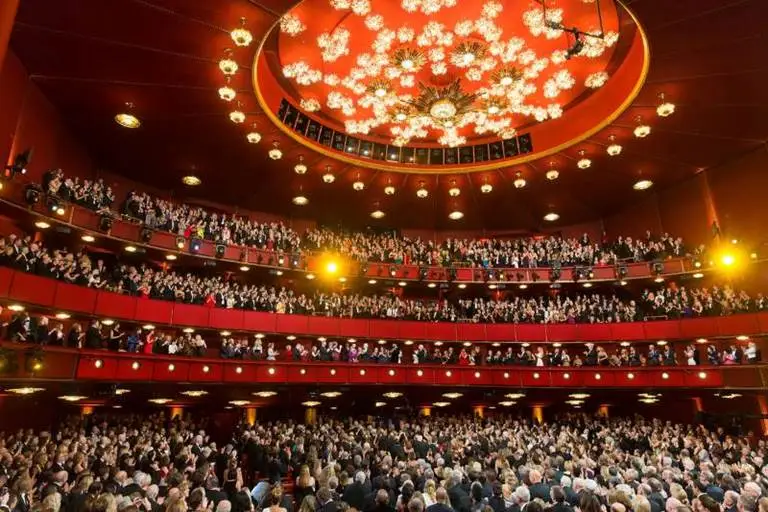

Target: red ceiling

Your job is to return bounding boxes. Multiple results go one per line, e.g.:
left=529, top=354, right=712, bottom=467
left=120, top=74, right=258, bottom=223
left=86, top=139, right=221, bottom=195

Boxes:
left=7, top=0, right=768, bottom=230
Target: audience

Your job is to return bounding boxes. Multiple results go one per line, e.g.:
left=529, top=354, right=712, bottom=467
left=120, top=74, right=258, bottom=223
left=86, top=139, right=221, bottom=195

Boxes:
left=43, top=171, right=702, bottom=268
left=0, top=413, right=767, bottom=512
left=0, top=234, right=763, bottom=328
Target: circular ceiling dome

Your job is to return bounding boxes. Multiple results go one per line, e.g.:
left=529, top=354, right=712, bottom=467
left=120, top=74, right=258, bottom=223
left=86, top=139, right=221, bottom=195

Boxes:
left=255, top=0, right=648, bottom=172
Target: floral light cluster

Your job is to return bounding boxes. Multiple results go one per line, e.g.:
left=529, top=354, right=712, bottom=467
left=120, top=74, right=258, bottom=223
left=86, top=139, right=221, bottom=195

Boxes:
left=280, top=0, right=620, bottom=146
left=279, top=13, right=306, bottom=36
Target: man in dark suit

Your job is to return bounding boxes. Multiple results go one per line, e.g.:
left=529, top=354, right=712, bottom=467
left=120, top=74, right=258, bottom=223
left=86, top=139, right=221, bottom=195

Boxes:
left=528, top=470, right=551, bottom=503
left=317, top=487, right=340, bottom=512
left=342, top=472, right=367, bottom=511
left=447, top=471, right=471, bottom=512
left=366, top=490, right=395, bottom=512
left=548, top=487, right=574, bottom=512
left=205, top=476, right=229, bottom=509
left=426, top=488, right=453, bottom=512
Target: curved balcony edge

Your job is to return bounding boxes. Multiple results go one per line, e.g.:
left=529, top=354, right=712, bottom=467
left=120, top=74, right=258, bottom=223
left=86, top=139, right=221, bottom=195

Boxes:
left=2, top=342, right=761, bottom=388
left=1, top=268, right=767, bottom=342
left=0, top=182, right=710, bottom=284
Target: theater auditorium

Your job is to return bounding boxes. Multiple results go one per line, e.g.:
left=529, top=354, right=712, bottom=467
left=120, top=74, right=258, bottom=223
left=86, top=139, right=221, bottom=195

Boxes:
left=0, top=2, right=767, bottom=512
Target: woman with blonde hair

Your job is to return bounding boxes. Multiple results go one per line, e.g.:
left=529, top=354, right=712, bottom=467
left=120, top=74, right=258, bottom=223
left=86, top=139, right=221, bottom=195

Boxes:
left=298, top=495, right=317, bottom=512
left=423, top=480, right=437, bottom=507
left=295, top=465, right=316, bottom=507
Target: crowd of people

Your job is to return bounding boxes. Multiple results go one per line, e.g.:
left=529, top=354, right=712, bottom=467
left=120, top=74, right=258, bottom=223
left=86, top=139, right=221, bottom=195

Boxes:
left=0, top=412, right=767, bottom=512
left=4, top=306, right=761, bottom=367
left=1, top=233, right=763, bottom=327
left=42, top=171, right=702, bottom=268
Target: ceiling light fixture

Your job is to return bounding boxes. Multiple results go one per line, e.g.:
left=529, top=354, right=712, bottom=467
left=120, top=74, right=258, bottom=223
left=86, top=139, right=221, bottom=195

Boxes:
left=302, top=400, right=321, bottom=407
left=229, top=102, right=245, bottom=124
left=115, top=102, right=141, bottom=128
left=292, top=195, right=309, bottom=206
left=55, top=312, right=71, bottom=319
left=35, top=221, right=50, bottom=229
left=371, top=209, right=385, bottom=219
left=231, top=17, right=253, bottom=47
left=416, top=182, right=428, bottom=198
left=247, top=125, right=262, bottom=144
left=448, top=181, right=460, bottom=197
left=182, top=176, right=201, bottom=186
left=59, top=395, right=87, bottom=402
left=480, top=181, right=492, bottom=194
left=181, top=390, right=209, bottom=397
left=606, top=135, right=622, bottom=156
left=322, top=165, right=335, bottom=183
left=384, top=183, right=395, bottom=195
left=633, top=179, right=653, bottom=190
left=577, top=149, right=591, bottom=169
left=218, top=77, right=236, bottom=102
left=7, top=387, right=44, bottom=395
left=656, top=92, right=675, bottom=117
left=294, top=155, right=307, bottom=174
left=268, top=141, right=282, bottom=160
left=253, top=391, right=278, bottom=397
left=448, top=210, right=464, bottom=220
left=634, top=116, right=651, bottom=138
left=219, top=49, right=238, bottom=75
left=513, top=172, right=527, bottom=188
left=148, top=398, right=172, bottom=405
left=353, top=179, right=365, bottom=191
left=543, top=212, right=559, bottom=222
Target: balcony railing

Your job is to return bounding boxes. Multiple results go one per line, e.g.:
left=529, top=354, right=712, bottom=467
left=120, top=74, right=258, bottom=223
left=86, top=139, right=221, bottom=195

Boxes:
left=0, top=180, right=704, bottom=284
left=1, top=268, right=767, bottom=342
left=4, top=342, right=766, bottom=388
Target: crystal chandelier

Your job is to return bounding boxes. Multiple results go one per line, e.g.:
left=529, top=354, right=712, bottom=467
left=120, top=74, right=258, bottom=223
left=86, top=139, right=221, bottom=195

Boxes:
left=322, top=166, right=335, bottom=183
left=218, top=78, right=236, bottom=101
left=606, top=135, right=622, bottom=156
left=294, top=156, right=307, bottom=174
left=219, top=49, right=238, bottom=75
left=353, top=179, right=365, bottom=191
left=633, top=116, right=651, bottom=138
left=231, top=17, right=253, bottom=47
left=513, top=172, right=526, bottom=188
left=280, top=0, right=619, bottom=147
left=268, top=141, right=283, bottom=160
left=656, top=92, right=675, bottom=117
left=448, top=181, right=460, bottom=196
left=577, top=150, right=591, bottom=169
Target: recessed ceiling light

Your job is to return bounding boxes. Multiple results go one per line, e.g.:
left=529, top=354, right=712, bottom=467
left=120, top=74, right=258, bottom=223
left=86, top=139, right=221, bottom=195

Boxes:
left=633, top=179, right=653, bottom=190
left=8, top=304, right=26, bottom=312
left=124, top=245, right=137, bottom=253
left=371, top=210, right=385, bottom=219
left=115, top=113, right=140, bottom=129
left=368, top=279, right=377, bottom=284
left=427, top=283, right=437, bottom=288
left=58, top=395, right=87, bottom=402
left=458, top=283, right=467, bottom=289
left=480, top=183, right=492, bottom=193
left=182, top=176, right=201, bottom=186
left=166, top=254, right=177, bottom=260
left=543, top=212, right=559, bottom=222
left=8, top=387, right=44, bottom=395
left=292, top=195, right=309, bottom=206
left=398, top=281, right=407, bottom=286
left=35, top=221, right=50, bottom=229
left=448, top=210, right=464, bottom=220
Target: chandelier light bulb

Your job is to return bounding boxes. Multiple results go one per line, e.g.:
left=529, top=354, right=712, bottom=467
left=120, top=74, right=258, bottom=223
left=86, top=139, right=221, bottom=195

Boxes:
left=294, top=156, right=307, bottom=174
left=323, top=171, right=335, bottom=183
left=219, top=50, right=238, bottom=75
left=246, top=131, right=261, bottom=144
left=656, top=93, right=676, bottom=117
left=577, top=151, right=591, bottom=169
left=384, top=185, right=396, bottom=195
left=268, top=141, right=282, bottom=160
left=546, top=169, right=559, bottom=181
left=218, top=84, right=236, bottom=102
left=416, top=185, right=428, bottom=198
left=231, top=18, right=253, bottom=47
left=229, top=110, right=245, bottom=124
left=513, top=173, right=526, bottom=188
left=480, top=183, right=493, bottom=194
left=606, top=135, right=622, bottom=156
left=353, top=180, right=365, bottom=191
left=448, top=183, right=460, bottom=197
left=634, top=117, right=651, bottom=138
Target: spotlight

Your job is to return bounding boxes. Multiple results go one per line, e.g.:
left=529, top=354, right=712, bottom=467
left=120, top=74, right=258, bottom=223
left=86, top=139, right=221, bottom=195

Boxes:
left=24, top=184, right=41, bottom=205
left=5, top=149, right=32, bottom=177
left=98, top=214, right=113, bottom=232
left=190, top=238, right=202, bottom=253
left=175, top=236, right=186, bottom=249
left=140, top=227, right=153, bottom=243
left=215, top=244, right=225, bottom=258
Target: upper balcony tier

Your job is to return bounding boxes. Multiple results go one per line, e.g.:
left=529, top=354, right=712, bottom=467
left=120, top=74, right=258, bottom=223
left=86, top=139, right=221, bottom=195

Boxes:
left=3, top=267, right=768, bottom=342
left=0, top=179, right=732, bottom=287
